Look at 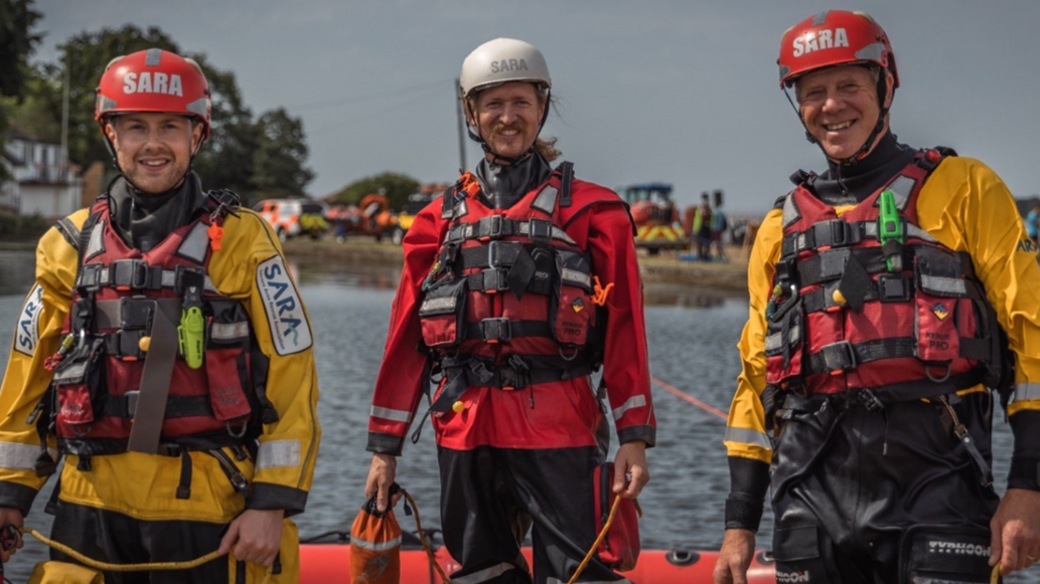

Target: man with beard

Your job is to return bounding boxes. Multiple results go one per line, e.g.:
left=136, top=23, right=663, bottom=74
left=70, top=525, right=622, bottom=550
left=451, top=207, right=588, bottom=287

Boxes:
left=715, top=10, right=1040, bottom=584
left=364, top=38, right=655, bottom=584
left=0, top=49, right=320, bottom=583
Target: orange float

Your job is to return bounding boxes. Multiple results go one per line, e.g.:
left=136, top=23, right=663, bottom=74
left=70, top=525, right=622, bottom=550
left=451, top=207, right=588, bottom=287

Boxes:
left=300, top=540, right=776, bottom=583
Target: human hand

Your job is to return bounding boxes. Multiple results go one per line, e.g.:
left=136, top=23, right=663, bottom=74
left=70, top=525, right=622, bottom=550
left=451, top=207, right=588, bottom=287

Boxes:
left=612, top=441, right=650, bottom=499
left=989, top=488, right=1040, bottom=576
left=713, top=528, right=755, bottom=584
left=217, top=509, right=285, bottom=568
left=365, top=453, right=400, bottom=512
left=0, top=507, right=24, bottom=563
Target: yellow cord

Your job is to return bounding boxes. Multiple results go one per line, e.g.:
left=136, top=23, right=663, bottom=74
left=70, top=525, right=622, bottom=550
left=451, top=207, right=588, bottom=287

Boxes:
left=566, top=496, right=623, bottom=584
left=19, top=526, right=274, bottom=582
left=990, top=562, right=1000, bottom=584
left=401, top=489, right=453, bottom=584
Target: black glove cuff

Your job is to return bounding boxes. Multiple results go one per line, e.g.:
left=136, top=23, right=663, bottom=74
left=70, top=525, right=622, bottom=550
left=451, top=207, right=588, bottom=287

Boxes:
left=1007, top=455, right=1040, bottom=491
left=724, top=493, right=764, bottom=532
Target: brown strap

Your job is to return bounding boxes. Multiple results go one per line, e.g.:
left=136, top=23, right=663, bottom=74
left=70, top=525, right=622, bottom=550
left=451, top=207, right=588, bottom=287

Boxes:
left=127, top=298, right=181, bottom=454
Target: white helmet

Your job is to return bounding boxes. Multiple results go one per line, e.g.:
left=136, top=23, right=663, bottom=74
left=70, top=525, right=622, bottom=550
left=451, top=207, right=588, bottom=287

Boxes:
left=459, top=38, right=551, bottom=99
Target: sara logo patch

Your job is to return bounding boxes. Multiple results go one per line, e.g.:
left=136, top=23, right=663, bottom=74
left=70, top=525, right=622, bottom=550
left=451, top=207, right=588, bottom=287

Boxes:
left=257, top=256, right=312, bottom=355
left=15, top=284, right=44, bottom=357
left=931, top=302, right=950, bottom=320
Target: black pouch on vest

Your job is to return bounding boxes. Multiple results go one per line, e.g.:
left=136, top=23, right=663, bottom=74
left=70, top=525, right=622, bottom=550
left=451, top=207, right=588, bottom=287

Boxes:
left=418, top=278, right=468, bottom=348
left=898, top=524, right=993, bottom=584
left=552, top=250, right=594, bottom=346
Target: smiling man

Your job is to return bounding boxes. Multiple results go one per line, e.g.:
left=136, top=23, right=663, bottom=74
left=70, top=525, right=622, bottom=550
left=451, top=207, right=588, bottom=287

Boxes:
left=714, top=10, right=1040, bottom=584
left=364, top=38, right=655, bottom=584
left=0, top=49, right=320, bottom=583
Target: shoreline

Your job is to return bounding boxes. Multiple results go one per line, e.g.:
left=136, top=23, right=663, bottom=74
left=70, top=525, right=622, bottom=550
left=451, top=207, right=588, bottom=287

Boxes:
left=281, top=238, right=749, bottom=293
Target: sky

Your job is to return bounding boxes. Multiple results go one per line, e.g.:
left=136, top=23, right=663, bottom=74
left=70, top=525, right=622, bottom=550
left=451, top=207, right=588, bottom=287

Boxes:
left=29, top=0, right=1040, bottom=215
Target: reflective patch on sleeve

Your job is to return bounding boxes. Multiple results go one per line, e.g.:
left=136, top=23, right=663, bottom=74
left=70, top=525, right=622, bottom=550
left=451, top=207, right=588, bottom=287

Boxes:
left=724, top=425, right=773, bottom=450
left=256, top=439, right=301, bottom=470
left=14, top=284, right=44, bottom=357
left=371, top=405, right=412, bottom=423
left=612, top=395, right=647, bottom=421
left=0, top=441, right=55, bottom=470
left=1013, top=382, right=1040, bottom=402
left=256, top=256, right=312, bottom=356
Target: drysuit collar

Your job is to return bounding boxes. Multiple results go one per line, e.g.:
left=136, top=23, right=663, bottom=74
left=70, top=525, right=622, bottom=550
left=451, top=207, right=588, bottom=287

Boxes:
left=807, top=132, right=917, bottom=205
left=474, top=151, right=552, bottom=209
left=108, top=172, right=208, bottom=253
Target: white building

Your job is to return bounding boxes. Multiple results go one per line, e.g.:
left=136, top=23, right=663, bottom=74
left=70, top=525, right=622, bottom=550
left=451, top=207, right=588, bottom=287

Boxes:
left=1, top=132, right=82, bottom=220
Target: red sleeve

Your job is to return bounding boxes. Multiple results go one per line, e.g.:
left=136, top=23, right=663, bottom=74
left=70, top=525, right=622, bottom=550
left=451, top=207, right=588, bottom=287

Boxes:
left=366, top=206, right=446, bottom=455
left=567, top=186, right=656, bottom=446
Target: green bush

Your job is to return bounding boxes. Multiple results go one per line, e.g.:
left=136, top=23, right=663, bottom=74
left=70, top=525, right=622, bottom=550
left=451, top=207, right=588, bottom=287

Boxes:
left=0, top=212, right=51, bottom=241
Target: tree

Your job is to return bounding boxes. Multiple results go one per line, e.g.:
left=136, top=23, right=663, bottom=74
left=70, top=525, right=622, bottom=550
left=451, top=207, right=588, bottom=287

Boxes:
left=251, top=108, right=314, bottom=201
left=333, top=172, right=420, bottom=211
left=0, top=0, right=42, bottom=180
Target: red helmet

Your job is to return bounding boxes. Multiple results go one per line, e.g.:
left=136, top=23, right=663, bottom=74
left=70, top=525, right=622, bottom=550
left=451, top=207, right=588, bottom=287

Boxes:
left=778, top=10, right=898, bottom=89
left=95, top=48, right=211, bottom=140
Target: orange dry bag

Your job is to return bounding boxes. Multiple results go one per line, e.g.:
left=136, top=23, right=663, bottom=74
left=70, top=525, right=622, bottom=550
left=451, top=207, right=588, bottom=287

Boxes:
left=349, top=484, right=402, bottom=584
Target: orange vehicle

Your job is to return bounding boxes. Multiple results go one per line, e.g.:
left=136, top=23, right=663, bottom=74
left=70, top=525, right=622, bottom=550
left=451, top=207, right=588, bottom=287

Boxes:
left=619, top=183, right=688, bottom=255
left=327, top=193, right=398, bottom=242
left=253, top=198, right=329, bottom=242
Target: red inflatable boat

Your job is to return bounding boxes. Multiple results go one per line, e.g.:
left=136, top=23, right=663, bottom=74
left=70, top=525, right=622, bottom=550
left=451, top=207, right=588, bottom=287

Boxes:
left=299, top=540, right=776, bottom=583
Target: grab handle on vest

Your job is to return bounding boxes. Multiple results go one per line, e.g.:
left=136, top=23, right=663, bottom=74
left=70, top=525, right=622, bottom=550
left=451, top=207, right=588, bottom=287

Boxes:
left=878, top=189, right=904, bottom=272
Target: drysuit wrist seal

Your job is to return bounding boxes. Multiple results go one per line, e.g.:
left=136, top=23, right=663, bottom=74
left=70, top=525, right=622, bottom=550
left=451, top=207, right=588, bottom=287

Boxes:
left=1007, top=456, right=1040, bottom=491
left=724, top=493, right=764, bottom=532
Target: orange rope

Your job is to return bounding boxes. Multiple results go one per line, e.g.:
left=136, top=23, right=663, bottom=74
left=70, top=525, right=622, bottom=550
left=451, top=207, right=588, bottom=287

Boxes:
left=566, top=496, right=623, bottom=584
left=401, top=489, right=453, bottom=584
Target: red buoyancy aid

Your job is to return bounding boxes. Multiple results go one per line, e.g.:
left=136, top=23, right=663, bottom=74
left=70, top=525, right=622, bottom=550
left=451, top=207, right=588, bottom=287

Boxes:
left=418, top=163, right=606, bottom=412
left=764, top=149, right=1008, bottom=401
left=49, top=195, right=264, bottom=456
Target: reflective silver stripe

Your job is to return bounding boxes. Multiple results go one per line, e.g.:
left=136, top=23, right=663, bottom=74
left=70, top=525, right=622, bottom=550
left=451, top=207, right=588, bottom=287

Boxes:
left=919, top=274, right=967, bottom=296
left=371, top=406, right=411, bottom=423
left=420, top=296, right=456, bottom=312
left=255, top=439, right=301, bottom=470
left=178, top=222, right=211, bottom=264
left=905, top=225, right=938, bottom=243
left=886, top=175, right=916, bottom=209
left=350, top=535, right=401, bottom=552
left=145, top=48, right=162, bottom=66
left=765, top=325, right=800, bottom=353
left=211, top=321, right=249, bottom=341
left=53, top=361, right=88, bottom=383
left=531, top=185, right=559, bottom=214
left=782, top=194, right=801, bottom=229
left=612, top=395, right=647, bottom=421
left=0, top=442, right=55, bottom=471
left=560, top=268, right=591, bottom=289
left=724, top=426, right=772, bottom=450
left=450, top=563, right=516, bottom=584
left=85, top=220, right=106, bottom=259
left=1013, top=382, right=1040, bottom=402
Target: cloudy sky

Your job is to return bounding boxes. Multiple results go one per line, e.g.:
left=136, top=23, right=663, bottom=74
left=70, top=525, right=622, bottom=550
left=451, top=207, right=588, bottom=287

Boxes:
left=31, top=0, right=1040, bottom=214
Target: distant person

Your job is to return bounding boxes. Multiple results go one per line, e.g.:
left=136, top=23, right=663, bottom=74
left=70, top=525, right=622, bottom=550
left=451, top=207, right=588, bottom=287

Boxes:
left=710, top=200, right=728, bottom=262
left=715, top=10, right=1040, bottom=584
left=0, top=49, right=320, bottom=583
left=693, top=192, right=713, bottom=261
left=1025, top=204, right=1039, bottom=247
left=364, top=38, right=655, bottom=583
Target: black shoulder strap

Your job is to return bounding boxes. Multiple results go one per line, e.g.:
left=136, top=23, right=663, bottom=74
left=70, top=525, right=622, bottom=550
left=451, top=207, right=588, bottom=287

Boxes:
left=558, top=161, right=574, bottom=208
left=772, top=191, right=793, bottom=211
left=55, top=217, right=80, bottom=250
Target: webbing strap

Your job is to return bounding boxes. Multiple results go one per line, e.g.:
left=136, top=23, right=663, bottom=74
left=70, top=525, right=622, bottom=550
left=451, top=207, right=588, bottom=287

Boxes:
left=126, top=298, right=180, bottom=454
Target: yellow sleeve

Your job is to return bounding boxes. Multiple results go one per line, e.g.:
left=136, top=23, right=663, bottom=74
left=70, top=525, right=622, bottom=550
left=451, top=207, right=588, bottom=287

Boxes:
left=724, top=207, right=785, bottom=464
left=208, top=209, right=321, bottom=512
left=0, top=211, right=86, bottom=512
left=916, top=157, right=1040, bottom=415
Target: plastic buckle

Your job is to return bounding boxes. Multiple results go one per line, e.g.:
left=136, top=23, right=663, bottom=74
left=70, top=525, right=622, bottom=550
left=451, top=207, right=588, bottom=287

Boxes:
left=481, top=268, right=509, bottom=293
left=117, top=330, right=143, bottom=361
left=816, top=220, right=855, bottom=248
left=528, top=218, right=553, bottom=242
left=112, top=259, right=151, bottom=289
left=481, top=318, right=512, bottom=343
left=120, top=296, right=154, bottom=330
left=123, top=390, right=140, bottom=418
left=877, top=274, right=911, bottom=302
left=821, top=340, right=857, bottom=374
left=486, top=214, right=505, bottom=239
